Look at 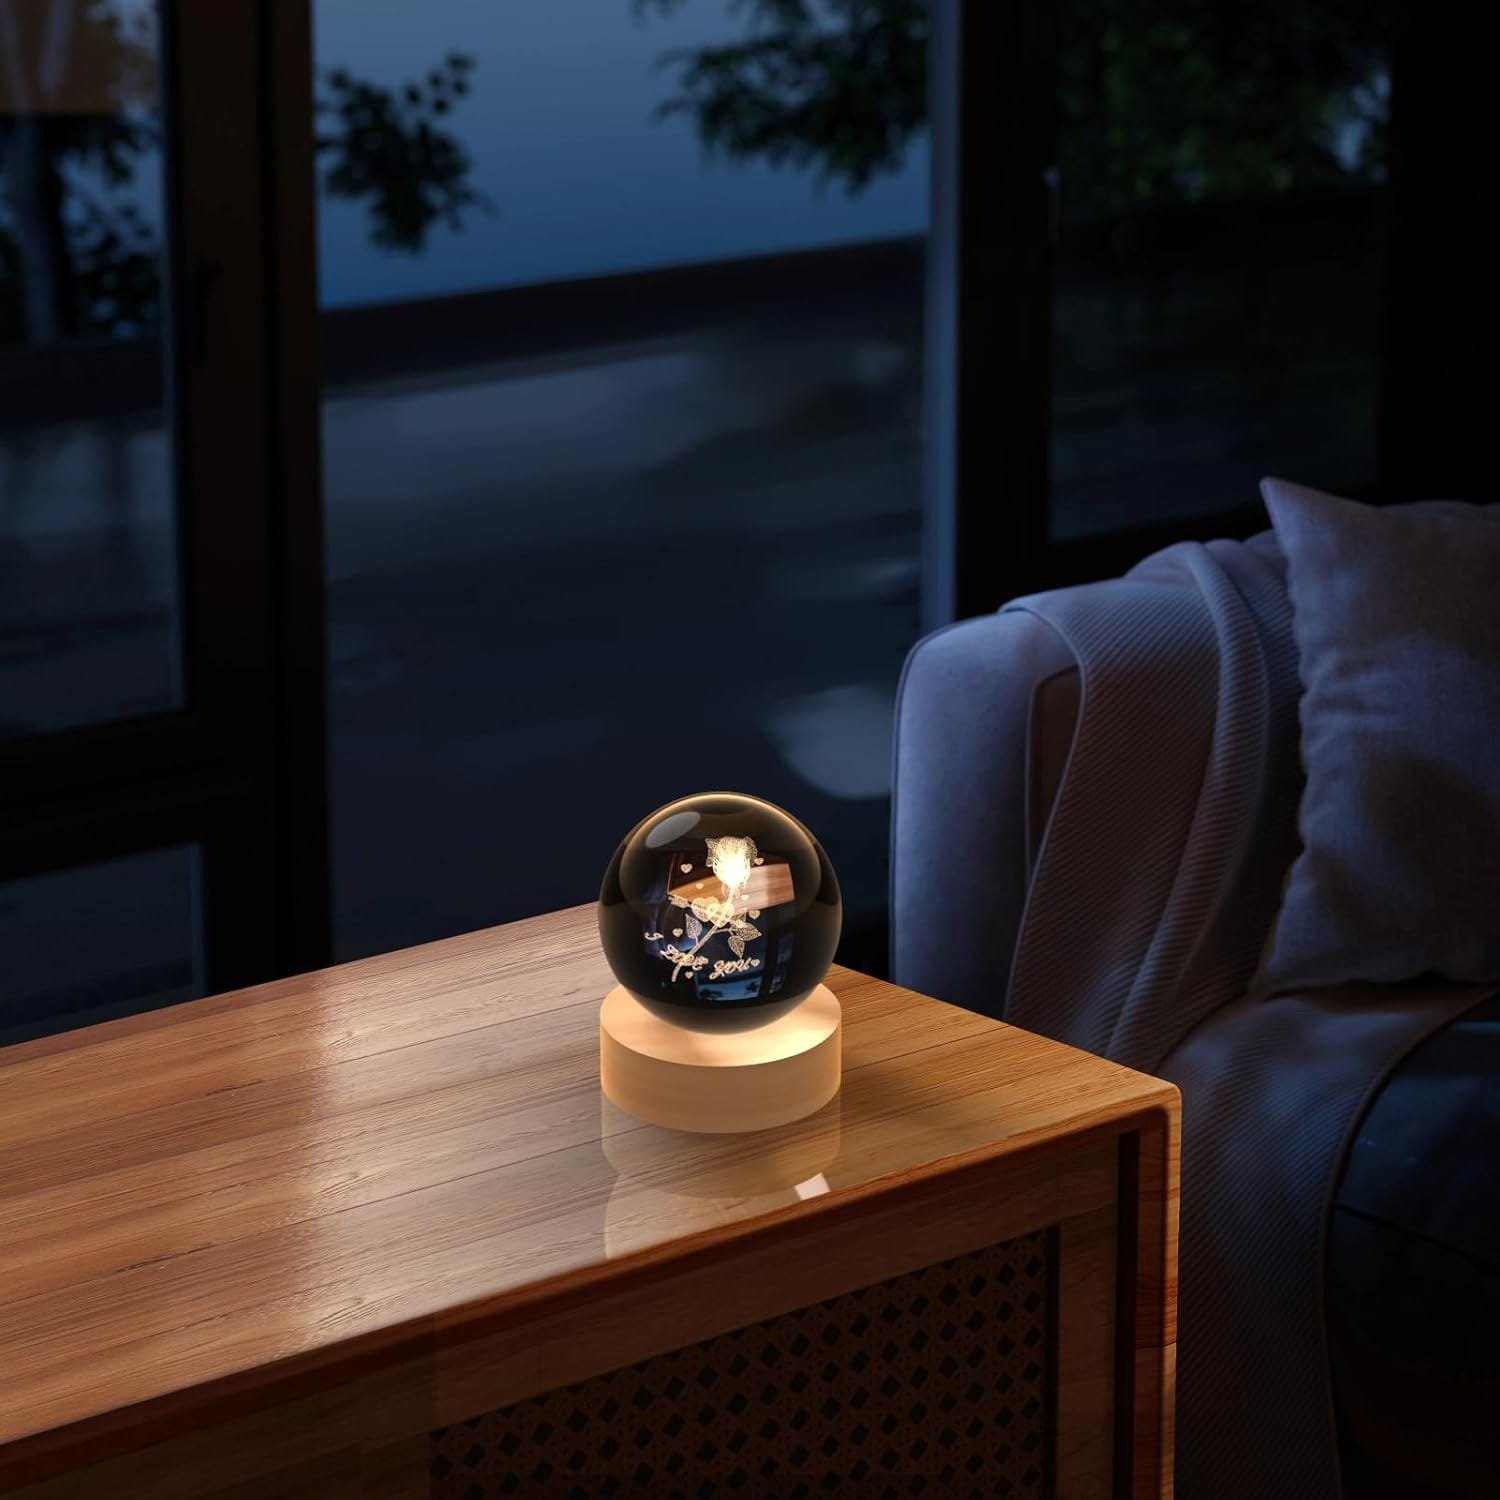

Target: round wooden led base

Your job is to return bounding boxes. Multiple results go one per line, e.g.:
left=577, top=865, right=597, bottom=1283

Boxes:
left=599, top=983, right=841, bottom=1134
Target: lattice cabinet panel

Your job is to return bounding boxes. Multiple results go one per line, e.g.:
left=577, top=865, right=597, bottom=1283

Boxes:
left=431, top=1228, right=1054, bottom=1500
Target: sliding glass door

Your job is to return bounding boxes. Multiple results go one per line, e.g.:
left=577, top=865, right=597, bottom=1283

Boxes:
left=929, top=0, right=1403, bottom=620
left=313, top=1, right=930, bottom=972
left=6, top=1, right=1463, bottom=1039
left=0, top=0, right=328, bottom=1044
left=0, top=0, right=180, bottom=739
left=1050, top=0, right=1391, bottom=542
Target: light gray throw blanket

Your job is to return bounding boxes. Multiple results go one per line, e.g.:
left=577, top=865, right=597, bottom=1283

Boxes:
left=1002, top=538, right=1486, bottom=1497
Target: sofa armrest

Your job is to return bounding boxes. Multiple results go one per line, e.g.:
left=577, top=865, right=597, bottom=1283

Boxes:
left=890, top=611, right=1077, bottom=1019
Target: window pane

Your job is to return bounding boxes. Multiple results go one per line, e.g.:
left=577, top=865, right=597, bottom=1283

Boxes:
left=0, top=845, right=199, bottom=1046
left=1051, top=1, right=1391, bottom=538
left=0, top=1, right=180, bottom=737
left=315, top=1, right=927, bottom=968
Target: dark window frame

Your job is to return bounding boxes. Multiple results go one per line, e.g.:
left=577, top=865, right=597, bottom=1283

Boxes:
left=925, top=0, right=1482, bottom=626
left=0, top=0, right=330, bottom=993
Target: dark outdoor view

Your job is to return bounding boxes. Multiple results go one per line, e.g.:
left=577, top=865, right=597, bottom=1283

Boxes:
left=2, top=0, right=1394, bottom=1025
left=1053, top=0, right=1391, bottom=534
left=314, top=0, right=929, bottom=968
left=0, top=0, right=172, bottom=741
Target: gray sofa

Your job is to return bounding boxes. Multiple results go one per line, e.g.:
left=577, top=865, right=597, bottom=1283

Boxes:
left=889, top=539, right=1499, bottom=1498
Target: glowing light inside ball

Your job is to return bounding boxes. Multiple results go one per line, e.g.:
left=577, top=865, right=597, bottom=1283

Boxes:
left=599, top=792, right=842, bottom=1010
left=707, top=835, right=756, bottom=903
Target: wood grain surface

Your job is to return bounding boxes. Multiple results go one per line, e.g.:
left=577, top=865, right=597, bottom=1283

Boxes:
left=0, top=904, right=1178, bottom=1493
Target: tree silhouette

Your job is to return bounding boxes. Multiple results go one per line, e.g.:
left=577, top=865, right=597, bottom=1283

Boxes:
left=1057, top=0, right=1388, bottom=214
left=1, top=0, right=1393, bottom=349
left=637, top=0, right=925, bottom=191
left=0, top=0, right=157, bottom=342
left=639, top=0, right=1389, bottom=213
left=317, top=54, right=486, bottom=252
left=0, top=1, right=486, bottom=345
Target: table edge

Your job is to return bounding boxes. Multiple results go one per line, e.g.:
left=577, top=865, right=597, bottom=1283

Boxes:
left=0, top=1092, right=1178, bottom=1487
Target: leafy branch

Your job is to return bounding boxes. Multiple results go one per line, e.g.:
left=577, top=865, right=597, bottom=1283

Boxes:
left=636, top=0, right=1389, bottom=216
left=317, top=52, right=490, bottom=253
left=636, top=0, right=926, bottom=192
left=0, top=5, right=488, bottom=343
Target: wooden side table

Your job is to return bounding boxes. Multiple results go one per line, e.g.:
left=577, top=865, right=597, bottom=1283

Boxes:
left=0, top=906, right=1178, bottom=1498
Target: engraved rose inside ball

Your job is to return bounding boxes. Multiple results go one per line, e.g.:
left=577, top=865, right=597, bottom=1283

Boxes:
left=598, top=792, right=842, bottom=1010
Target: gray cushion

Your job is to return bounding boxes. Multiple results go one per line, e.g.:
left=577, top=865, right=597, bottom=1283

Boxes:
left=1258, top=478, right=1500, bottom=991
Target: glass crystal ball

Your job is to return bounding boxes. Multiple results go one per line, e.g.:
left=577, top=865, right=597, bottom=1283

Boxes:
left=599, top=791, right=842, bottom=1010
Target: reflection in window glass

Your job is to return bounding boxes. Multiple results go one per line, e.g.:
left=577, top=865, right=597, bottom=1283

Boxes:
left=1052, top=0, right=1391, bottom=538
left=0, top=0, right=180, bottom=737
left=314, top=1, right=928, bottom=970
left=0, top=846, right=199, bottom=1046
